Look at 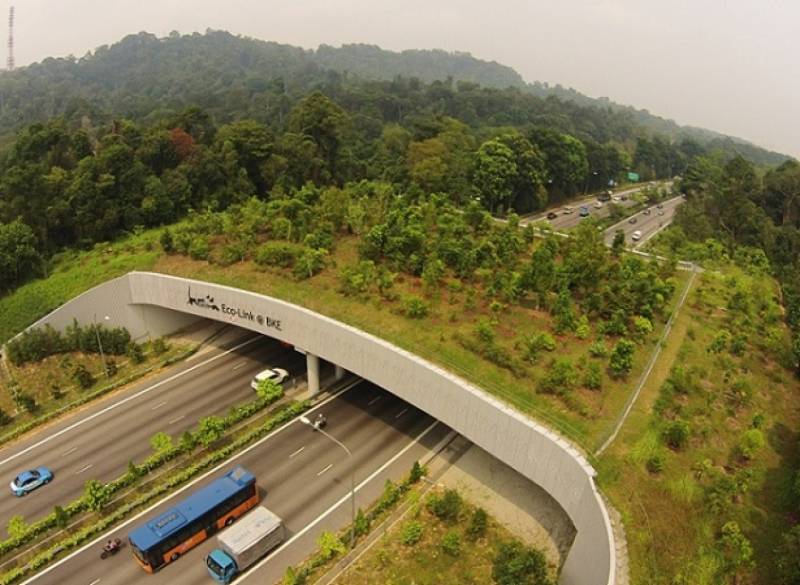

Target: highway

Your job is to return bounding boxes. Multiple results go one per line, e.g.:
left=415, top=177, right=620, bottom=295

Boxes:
left=0, top=328, right=307, bottom=530
left=523, top=184, right=648, bottom=230
left=603, top=195, right=684, bottom=248
left=25, top=382, right=444, bottom=585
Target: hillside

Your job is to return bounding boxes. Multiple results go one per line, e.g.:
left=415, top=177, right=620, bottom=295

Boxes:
left=0, top=31, right=789, bottom=165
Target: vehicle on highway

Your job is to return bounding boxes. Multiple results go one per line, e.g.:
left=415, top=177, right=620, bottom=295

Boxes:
left=562, top=206, right=574, bottom=215
left=128, top=467, right=259, bottom=573
left=612, top=195, right=621, bottom=202
left=250, top=368, right=289, bottom=390
left=101, top=538, right=123, bottom=560
left=628, top=216, right=637, bottom=224
left=598, top=191, right=612, bottom=202
left=206, top=506, right=285, bottom=584
left=620, top=194, right=628, bottom=201
left=9, top=467, right=53, bottom=496
left=594, top=201, right=603, bottom=208
left=546, top=211, right=558, bottom=220
left=579, top=206, right=590, bottom=217
left=631, top=230, right=643, bottom=241
left=643, top=208, right=651, bottom=215
left=657, top=203, right=663, bottom=209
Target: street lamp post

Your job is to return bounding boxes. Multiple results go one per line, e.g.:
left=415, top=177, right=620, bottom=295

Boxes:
left=93, top=314, right=110, bottom=380
left=300, top=415, right=356, bottom=549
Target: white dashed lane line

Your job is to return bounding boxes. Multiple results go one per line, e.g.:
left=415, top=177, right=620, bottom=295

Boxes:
left=368, top=396, right=381, bottom=406
left=151, top=401, right=168, bottom=411
left=395, top=408, right=408, bottom=419
left=62, top=447, right=77, bottom=457
left=169, top=415, right=185, bottom=425
left=75, top=464, right=93, bottom=474
left=317, top=464, right=333, bottom=477
left=289, top=447, right=305, bottom=459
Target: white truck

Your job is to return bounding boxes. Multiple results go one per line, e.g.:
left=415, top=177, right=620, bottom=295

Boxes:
left=206, top=507, right=284, bottom=583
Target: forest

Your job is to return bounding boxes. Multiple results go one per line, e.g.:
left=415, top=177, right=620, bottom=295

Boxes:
left=0, top=71, right=755, bottom=293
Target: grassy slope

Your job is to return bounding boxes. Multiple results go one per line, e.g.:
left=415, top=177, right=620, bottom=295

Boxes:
left=598, top=267, right=800, bottom=584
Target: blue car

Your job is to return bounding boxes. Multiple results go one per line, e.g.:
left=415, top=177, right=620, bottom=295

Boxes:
left=9, top=467, right=53, bottom=496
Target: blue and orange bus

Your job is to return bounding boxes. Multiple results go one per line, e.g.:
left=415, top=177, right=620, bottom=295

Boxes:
left=128, top=467, right=259, bottom=573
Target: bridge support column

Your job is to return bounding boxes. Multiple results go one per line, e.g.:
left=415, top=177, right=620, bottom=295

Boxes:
left=306, top=353, right=320, bottom=395
left=334, top=364, right=346, bottom=381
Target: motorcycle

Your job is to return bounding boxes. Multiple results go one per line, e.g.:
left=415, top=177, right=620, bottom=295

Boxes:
left=100, top=538, right=122, bottom=559
left=313, top=413, right=327, bottom=430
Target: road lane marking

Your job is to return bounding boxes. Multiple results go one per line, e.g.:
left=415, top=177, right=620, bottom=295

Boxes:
left=61, top=447, right=77, bottom=457
left=289, top=446, right=305, bottom=459
left=0, top=335, right=262, bottom=468
left=169, top=415, right=185, bottom=425
left=367, top=396, right=381, bottom=406
left=88, top=580, right=100, bottom=585
left=240, top=418, right=441, bottom=583
left=75, top=464, right=93, bottom=474
left=18, top=379, right=362, bottom=585
left=395, top=408, right=408, bottom=419
left=151, top=401, right=168, bottom=411
left=232, top=361, right=246, bottom=371
left=316, top=464, right=333, bottom=476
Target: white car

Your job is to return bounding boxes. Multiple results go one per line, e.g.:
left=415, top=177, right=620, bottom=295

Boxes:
left=612, top=196, right=621, bottom=202
left=631, top=230, right=643, bottom=241
left=250, top=368, right=289, bottom=390
left=593, top=201, right=603, bottom=208
left=562, top=206, right=575, bottom=215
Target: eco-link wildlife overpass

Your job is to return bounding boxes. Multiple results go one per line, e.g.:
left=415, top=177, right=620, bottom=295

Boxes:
left=11, top=271, right=617, bottom=585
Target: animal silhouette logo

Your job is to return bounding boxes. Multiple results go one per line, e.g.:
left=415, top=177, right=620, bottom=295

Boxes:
left=187, top=287, right=220, bottom=311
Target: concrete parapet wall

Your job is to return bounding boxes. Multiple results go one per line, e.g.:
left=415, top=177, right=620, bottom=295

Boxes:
left=12, top=271, right=616, bottom=585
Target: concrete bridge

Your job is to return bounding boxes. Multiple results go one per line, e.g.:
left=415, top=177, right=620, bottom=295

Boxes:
left=12, top=271, right=617, bottom=585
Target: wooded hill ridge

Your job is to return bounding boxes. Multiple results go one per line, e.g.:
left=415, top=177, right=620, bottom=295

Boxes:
left=0, top=30, right=789, bottom=166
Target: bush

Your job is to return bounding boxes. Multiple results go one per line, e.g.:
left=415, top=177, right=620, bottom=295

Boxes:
left=5, top=321, right=132, bottom=366
left=738, top=428, right=765, bottom=460
left=14, top=392, right=37, bottom=414
left=663, top=420, right=691, bottom=450
left=582, top=361, right=603, bottom=390
left=492, top=541, right=552, bottom=585
left=408, top=461, right=426, bottom=484
left=255, top=379, right=284, bottom=403
left=400, top=520, right=423, bottom=546
left=255, top=242, right=300, bottom=268
left=159, top=229, right=174, bottom=253
left=353, top=508, right=370, bottom=537
left=427, top=489, right=462, bottom=523
left=633, top=315, right=653, bottom=339
left=293, top=248, right=326, bottom=280
left=646, top=454, right=665, bottom=474
left=522, top=332, right=556, bottom=363
left=589, top=339, right=609, bottom=358
left=197, top=416, right=226, bottom=447
left=403, top=296, right=429, bottom=319
left=609, top=339, right=635, bottom=376
left=441, top=530, right=461, bottom=556
left=317, top=531, right=345, bottom=560
left=127, top=342, right=145, bottom=364
left=283, top=567, right=308, bottom=585
left=104, top=359, right=118, bottom=378
left=538, top=358, right=577, bottom=395
left=152, top=337, right=169, bottom=355
left=575, top=315, right=590, bottom=339
left=72, top=364, right=95, bottom=390
left=188, top=236, right=210, bottom=260
left=0, top=409, right=12, bottom=426
left=150, top=432, right=173, bottom=454
left=6, top=516, right=26, bottom=540
left=468, top=507, right=488, bottom=539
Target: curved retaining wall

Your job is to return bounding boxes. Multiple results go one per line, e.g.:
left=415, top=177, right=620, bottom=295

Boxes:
left=11, top=271, right=616, bottom=585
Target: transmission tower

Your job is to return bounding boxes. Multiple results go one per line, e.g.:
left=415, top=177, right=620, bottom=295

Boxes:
left=6, top=6, right=14, bottom=71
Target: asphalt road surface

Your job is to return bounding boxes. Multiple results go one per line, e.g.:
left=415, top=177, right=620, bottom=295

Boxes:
left=25, top=382, right=442, bottom=585
left=603, top=195, right=684, bottom=248
left=524, top=184, right=650, bottom=231
left=0, top=329, right=306, bottom=530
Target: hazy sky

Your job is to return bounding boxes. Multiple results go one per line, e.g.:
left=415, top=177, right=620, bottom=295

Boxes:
left=7, top=0, right=799, bottom=158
